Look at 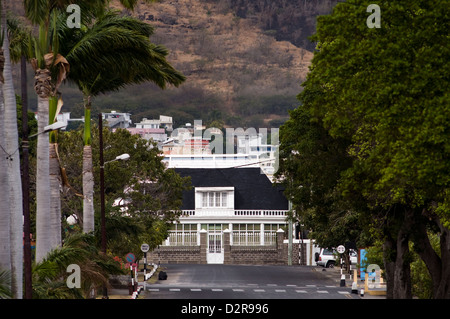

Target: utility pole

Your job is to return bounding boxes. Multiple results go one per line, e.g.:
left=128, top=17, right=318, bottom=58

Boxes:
left=99, top=113, right=108, bottom=299
left=288, top=200, right=293, bottom=266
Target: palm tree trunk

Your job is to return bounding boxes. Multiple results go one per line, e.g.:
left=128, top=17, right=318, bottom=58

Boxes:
left=48, top=96, right=62, bottom=249
left=0, top=54, right=11, bottom=275
left=83, top=145, right=95, bottom=233
left=82, top=96, right=95, bottom=233
left=49, top=142, right=62, bottom=248
left=35, top=94, right=51, bottom=263
left=1, top=1, right=23, bottom=298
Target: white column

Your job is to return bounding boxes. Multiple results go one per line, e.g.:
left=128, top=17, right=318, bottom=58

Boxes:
left=260, top=223, right=265, bottom=246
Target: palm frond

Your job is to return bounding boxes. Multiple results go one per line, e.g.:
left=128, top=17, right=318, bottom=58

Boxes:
left=0, top=269, right=12, bottom=299
left=57, top=10, right=185, bottom=94
left=6, top=14, right=33, bottom=63
left=24, top=0, right=49, bottom=24
left=32, top=278, right=84, bottom=299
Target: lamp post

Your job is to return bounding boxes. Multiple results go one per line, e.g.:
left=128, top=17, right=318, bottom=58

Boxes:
left=98, top=113, right=130, bottom=298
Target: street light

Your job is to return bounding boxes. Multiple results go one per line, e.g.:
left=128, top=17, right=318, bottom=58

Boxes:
left=105, top=153, right=130, bottom=164
left=28, top=121, right=67, bottom=138
left=98, top=113, right=130, bottom=299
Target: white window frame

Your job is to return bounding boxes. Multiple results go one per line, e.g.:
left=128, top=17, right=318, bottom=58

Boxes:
left=195, top=187, right=234, bottom=209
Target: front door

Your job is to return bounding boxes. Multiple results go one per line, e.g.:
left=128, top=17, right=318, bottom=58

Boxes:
left=207, top=231, right=224, bottom=264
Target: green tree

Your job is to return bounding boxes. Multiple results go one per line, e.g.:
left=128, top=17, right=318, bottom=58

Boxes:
left=57, top=126, right=191, bottom=255
left=24, top=0, right=106, bottom=264
left=57, top=10, right=185, bottom=233
left=275, top=105, right=372, bottom=269
left=295, top=0, right=449, bottom=298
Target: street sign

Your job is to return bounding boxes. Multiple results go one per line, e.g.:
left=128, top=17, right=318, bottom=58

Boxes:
left=337, top=245, right=345, bottom=254
left=141, top=243, right=150, bottom=253
left=125, top=252, right=136, bottom=263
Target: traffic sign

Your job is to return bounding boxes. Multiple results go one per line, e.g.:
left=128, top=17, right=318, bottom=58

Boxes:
left=141, top=243, right=150, bottom=253
left=337, top=245, right=345, bottom=254
left=125, top=252, right=136, bottom=263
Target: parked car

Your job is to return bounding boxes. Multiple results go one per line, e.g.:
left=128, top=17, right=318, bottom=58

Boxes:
left=315, top=248, right=358, bottom=268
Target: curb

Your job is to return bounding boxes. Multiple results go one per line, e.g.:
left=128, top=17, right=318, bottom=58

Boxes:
left=312, top=266, right=386, bottom=298
left=131, top=263, right=159, bottom=299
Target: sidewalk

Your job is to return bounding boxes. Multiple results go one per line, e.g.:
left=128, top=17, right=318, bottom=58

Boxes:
left=101, top=263, right=161, bottom=299
left=312, top=266, right=386, bottom=299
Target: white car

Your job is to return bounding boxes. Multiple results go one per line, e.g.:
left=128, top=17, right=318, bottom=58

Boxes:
left=315, top=248, right=358, bottom=268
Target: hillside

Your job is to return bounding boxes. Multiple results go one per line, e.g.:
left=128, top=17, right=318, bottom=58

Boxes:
left=19, top=0, right=339, bottom=128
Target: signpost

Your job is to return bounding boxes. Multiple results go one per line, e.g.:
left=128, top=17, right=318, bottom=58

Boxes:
left=125, top=253, right=136, bottom=295
left=337, top=245, right=346, bottom=286
left=141, top=244, right=150, bottom=282
left=125, top=252, right=136, bottom=263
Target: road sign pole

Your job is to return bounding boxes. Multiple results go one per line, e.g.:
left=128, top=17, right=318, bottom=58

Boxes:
left=140, top=244, right=150, bottom=282
left=143, top=252, right=147, bottom=280
left=337, top=245, right=346, bottom=286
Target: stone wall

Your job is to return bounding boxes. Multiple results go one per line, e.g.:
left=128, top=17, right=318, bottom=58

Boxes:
left=148, top=246, right=202, bottom=264
left=147, top=229, right=299, bottom=265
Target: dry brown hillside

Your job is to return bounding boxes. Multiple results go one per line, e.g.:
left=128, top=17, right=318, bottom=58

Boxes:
left=114, top=0, right=313, bottom=105
left=14, top=0, right=338, bottom=127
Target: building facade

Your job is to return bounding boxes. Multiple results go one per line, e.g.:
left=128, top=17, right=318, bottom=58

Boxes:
left=148, top=167, right=298, bottom=265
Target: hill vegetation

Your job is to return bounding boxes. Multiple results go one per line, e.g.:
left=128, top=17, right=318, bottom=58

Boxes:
left=17, top=0, right=339, bottom=128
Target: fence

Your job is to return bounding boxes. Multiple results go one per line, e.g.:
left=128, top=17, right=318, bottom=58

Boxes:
left=166, top=231, right=198, bottom=246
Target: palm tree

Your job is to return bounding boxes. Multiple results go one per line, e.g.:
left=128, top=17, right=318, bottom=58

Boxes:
left=32, top=233, right=123, bottom=299
left=0, top=0, right=23, bottom=299
left=6, top=12, right=35, bottom=300
left=24, top=0, right=106, bottom=263
left=58, top=11, right=185, bottom=233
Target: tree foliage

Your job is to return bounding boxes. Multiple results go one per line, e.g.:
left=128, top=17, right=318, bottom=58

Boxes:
left=58, top=126, right=191, bottom=256
left=278, top=0, right=450, bottom=298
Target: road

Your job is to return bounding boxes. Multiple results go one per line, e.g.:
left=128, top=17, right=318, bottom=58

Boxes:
left=143, top=264, right=358, bottom=299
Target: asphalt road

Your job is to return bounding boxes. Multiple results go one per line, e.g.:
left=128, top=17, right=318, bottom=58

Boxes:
left=143, top=264, right=358, bottom=299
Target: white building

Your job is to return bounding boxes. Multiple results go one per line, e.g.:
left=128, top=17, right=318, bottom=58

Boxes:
left=102, top=111, right=132, bottom=129
left=124, top=127, right=167, bottom=143
left=152, top=167, right=290, bottom=264
left=135, top=115, right=173, bottom=131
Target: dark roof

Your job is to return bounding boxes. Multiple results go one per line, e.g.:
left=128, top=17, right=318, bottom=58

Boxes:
left=174, top=167, right=288, bottom=210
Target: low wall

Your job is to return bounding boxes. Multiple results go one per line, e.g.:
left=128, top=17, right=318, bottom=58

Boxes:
left=148, top=229, right=299, bottom=265
left=148, top=246, right=202, bottom=264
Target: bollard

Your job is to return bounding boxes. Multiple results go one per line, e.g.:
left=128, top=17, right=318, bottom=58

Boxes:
left=360, top=288, right=364, bottom=297
left=352, top=282, right=358, bottom=294
left=340, top=274, right=346, bottom=287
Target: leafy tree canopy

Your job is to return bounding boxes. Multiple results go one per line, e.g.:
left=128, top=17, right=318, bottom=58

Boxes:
left=58, top=125, right=191, bottom=256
